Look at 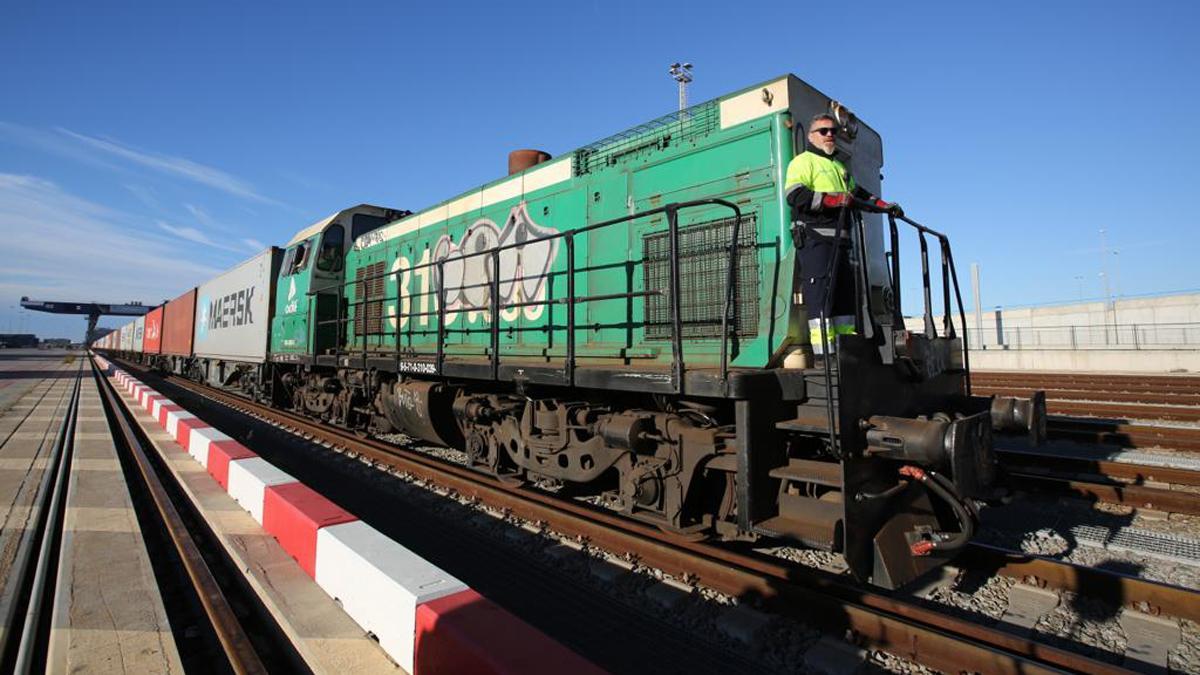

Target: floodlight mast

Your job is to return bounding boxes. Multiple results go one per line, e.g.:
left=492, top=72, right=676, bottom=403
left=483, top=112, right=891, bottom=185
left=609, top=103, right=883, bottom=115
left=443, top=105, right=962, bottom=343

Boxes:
left=668, top=62, right=693, bottom=114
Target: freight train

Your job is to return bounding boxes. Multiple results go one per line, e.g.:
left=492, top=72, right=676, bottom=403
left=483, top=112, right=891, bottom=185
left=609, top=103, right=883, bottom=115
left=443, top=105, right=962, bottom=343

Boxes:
left=96, top=74, right=1045, bottom=589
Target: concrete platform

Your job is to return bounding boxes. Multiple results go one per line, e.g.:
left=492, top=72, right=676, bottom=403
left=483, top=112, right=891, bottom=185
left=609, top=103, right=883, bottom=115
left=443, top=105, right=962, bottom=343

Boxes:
left=111, top=370, right=400, bottom=673
left=0, top=363, right=78, bottom=650
left=46, top=372, right=182, bottom=673
left=0, top=349, right=79, bottom=412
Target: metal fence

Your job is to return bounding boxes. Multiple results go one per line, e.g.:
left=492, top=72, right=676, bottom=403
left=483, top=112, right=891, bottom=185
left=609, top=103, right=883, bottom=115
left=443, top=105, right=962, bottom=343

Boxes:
left=961, top=322, right=1200, bottom=351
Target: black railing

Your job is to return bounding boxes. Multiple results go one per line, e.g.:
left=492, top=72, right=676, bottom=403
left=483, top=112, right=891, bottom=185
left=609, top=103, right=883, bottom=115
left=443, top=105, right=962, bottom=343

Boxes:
left=815, top=204, right=973, bottom=458
left=313, top=199, right=744, bottom=394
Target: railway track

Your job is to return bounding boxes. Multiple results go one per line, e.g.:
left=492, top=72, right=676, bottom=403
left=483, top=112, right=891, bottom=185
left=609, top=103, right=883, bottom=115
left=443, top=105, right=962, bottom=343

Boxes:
left=974, top=372, right=1200, bottom=393
left=116, top=358, right=1196, bottom=674
left=0, top=364, right=80, bottom=672
left=975, top=371, right=1200, bottom=454
left=996, top=445, right=1200, bottom=515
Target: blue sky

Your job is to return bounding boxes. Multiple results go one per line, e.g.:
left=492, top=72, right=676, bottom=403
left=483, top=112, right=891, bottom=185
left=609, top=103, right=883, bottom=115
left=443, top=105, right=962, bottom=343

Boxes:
left=1, top=0, right=1197, bottom=338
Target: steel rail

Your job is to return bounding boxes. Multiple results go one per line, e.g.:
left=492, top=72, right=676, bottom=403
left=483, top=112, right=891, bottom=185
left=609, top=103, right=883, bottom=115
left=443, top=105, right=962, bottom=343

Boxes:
left=140, top=365, right=1128, bottom=675
left=1005, top=471, right=1200, bottom=516
left=998, top=447, right=1200, bottom=487
left=973, top=372, right=1200, bottom=391
left=1040, top=401, right=1200, bottom=424
left=1046, top=418, right=1200, bottom=453
left=9, top=366, right=80, bottom=673
left=0, top=369, right=77, bottom=662
left=960, top=542, right=1200, bottom=624
left=975, top=385, right=1200, bottom=407
left=91, top=359, right=266, bottom=675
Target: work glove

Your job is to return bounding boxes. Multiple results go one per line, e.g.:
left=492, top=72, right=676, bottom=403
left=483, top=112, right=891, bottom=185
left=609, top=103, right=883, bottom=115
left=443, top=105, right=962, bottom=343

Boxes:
left=873, top=199, right=904, bottom=217
left=820, top=192, right=852, bottom=209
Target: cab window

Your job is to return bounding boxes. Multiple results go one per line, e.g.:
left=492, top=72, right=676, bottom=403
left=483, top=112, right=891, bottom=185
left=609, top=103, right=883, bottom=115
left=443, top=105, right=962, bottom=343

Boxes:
left=351, top=214, right=388, bottom=241
left=316, top=224, right=345, bottom=272
left=282, top=240, right=312, bottom=277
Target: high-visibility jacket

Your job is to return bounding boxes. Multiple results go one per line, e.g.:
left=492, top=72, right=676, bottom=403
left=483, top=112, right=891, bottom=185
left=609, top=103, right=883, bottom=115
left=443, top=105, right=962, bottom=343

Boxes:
left=784, top=146, right=873, bottom=234
left=785, top=150, right=856, bottom=199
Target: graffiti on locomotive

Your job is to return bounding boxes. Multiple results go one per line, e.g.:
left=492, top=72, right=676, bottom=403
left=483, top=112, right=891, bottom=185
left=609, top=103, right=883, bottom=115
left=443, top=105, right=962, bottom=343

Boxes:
left=387, top=201, right=560, bottom=329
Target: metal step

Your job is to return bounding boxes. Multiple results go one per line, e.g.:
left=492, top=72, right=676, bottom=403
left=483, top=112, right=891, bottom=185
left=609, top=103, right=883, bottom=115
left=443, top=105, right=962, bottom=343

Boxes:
left=776, top=405, right=838, bottom=434
left=768, top=459, right=842, bottom=487
left=754, top=493, right=843, bottom=551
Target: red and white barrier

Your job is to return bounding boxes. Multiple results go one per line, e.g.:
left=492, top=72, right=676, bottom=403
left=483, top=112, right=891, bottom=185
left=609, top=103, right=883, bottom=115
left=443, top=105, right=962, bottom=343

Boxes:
left=101, top=364, right=598, bottom=674
left=187, top=427, right=233, bottom=467
left=227, top=458, right=296, bottom=523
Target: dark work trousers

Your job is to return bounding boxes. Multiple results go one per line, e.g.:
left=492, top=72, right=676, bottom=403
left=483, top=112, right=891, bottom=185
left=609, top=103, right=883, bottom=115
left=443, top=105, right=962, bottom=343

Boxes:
left=798, top=231, right=858, bottom=319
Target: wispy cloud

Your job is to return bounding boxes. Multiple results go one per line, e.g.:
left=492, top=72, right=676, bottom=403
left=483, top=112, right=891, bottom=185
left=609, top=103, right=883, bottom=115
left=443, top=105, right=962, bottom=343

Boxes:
left=243, top=238, right=265, bottom=251
left=157, top=219, right=252, bottom=255
left=123, top=183, right=159, bottom=209
left=0, top=174, right=222, bottom=308
left=57, top=128, right=279, bottom=205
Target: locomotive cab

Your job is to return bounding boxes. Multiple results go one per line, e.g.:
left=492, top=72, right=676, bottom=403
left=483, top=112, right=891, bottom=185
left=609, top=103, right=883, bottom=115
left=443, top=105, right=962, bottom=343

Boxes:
left=271, top=205, right=406, bottom=363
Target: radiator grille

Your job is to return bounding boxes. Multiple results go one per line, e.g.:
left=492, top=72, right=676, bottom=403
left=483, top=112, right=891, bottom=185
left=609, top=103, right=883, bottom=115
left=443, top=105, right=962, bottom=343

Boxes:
left=643, top=213, right=759, bottom=340
left=354, top=262, right=386, bottom=339
left=572, top=101, right=720, bottom=176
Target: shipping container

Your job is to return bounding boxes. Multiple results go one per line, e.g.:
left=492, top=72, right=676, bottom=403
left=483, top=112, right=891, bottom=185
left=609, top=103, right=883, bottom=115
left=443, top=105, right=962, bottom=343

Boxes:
left=119, top=322, right=133, bottom=351
left=132, top=315, right=146, bottom=353
left=143, top=306, right=163, bottom=354
left=193, top=248, right=282, bottom=362
left=162, top=289, right=196, bottom=356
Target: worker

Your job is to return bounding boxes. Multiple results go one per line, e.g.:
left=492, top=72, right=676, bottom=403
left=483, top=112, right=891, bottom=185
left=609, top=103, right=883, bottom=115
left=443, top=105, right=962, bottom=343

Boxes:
left=784, top=112, right=901, bottom=357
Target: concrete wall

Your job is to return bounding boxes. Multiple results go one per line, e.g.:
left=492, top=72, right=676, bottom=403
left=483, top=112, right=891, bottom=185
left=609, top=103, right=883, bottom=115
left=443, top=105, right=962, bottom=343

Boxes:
left=903, top=291, right=1200, bottom=372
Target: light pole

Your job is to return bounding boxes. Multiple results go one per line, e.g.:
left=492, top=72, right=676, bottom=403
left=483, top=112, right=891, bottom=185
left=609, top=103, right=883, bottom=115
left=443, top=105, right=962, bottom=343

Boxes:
left=1074, top=275, right=1084, bottom=302
left=668, top=62, right=693, bottom=116
left=1112, top=249, right=1121, bottom=299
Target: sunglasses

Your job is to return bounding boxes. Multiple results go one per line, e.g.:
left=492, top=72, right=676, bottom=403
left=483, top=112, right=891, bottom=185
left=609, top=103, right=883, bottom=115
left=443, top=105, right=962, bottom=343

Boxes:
left=811, top=127, right=837, bottom=137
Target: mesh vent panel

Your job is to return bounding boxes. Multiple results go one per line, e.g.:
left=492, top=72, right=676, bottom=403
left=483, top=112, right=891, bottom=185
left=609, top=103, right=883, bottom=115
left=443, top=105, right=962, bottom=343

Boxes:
left=643, top=213, right=758, bottom=340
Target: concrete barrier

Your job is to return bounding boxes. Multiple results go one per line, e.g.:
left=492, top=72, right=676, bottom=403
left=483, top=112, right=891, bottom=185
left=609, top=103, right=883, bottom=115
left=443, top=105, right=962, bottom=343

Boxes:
left=103, top=365, right=598, bottom=674
left=164, top=408, right=196, bottom=440
left=416, top=589, right=607, bottom=675
left=175, top=416, right=211, bottom=449
left=263, top=482, right=357, bottom=577
left=187, top=427, right=234, bottom=468
left=226, top=457, right=297, bottom=524
left=205, top=440, right=257, bottom=490
left=315, top=521, right=468, bottom=673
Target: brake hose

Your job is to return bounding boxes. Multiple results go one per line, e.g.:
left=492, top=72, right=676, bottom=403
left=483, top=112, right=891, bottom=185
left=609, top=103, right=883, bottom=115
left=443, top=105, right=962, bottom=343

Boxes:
left=898, top=465, right=976, bottom=556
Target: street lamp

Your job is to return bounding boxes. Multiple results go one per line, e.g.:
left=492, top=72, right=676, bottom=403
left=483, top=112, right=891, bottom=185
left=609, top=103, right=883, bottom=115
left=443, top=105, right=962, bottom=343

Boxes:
left=668, top=62, right=693, bottom=114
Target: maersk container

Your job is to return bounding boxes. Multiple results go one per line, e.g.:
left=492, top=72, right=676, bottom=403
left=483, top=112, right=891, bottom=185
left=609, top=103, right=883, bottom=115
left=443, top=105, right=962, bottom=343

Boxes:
left=162, top=289, right=197, bottom=357
left=132, top=315, right=146, bottom=354
left=143, top=306, right=164, bottom=354
left=193, top=248, right=282, bottom=362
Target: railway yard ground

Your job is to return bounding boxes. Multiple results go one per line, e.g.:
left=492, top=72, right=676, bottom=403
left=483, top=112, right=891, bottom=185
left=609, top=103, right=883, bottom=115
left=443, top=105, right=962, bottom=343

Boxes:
left=6, top=350, right=1200, bottom=674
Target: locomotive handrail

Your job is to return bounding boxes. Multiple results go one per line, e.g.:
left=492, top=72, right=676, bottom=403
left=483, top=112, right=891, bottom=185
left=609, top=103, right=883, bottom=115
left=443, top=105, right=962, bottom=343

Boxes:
left=314, top=198, right=744, bottom=393
left=815, top=204, right=975, bottom=459
left=886, top=210, right=973, bottom=394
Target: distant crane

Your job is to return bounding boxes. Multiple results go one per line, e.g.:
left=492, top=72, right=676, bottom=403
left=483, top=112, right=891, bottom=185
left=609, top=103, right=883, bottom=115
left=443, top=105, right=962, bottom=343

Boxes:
left=19, top=296, right=151, bottom=344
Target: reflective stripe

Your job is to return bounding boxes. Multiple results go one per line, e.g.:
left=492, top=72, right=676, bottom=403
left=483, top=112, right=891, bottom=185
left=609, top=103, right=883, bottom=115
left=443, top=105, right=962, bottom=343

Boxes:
left=809, top=227, right=850, bottom=238
left=807, top=316, right=856, bottom=354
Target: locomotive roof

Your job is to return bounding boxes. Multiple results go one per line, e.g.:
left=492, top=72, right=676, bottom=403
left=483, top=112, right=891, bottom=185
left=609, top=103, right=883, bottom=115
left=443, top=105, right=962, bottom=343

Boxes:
left=285, top=203, right=398, bottom=247
left=352, top=74, right=878, bottom=251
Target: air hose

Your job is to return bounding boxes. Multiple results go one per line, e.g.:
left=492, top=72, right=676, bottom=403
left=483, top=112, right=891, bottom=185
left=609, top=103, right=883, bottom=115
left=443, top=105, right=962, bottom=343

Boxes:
left=898, top=465, right=976, bottom=556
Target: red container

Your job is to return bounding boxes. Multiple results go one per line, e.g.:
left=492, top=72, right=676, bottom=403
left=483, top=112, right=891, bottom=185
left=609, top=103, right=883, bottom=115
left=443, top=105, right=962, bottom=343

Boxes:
left=162, top=288, right=196, bottom=356
left=143, top=306, right=164, bottom=354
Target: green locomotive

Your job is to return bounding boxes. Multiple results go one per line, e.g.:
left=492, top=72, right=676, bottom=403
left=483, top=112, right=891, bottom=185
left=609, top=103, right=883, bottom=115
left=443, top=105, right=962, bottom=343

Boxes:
left=264, top=74, right=1042, bottom=589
